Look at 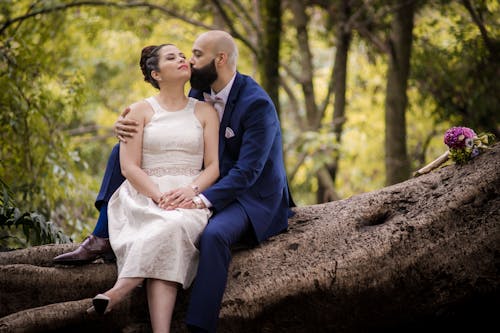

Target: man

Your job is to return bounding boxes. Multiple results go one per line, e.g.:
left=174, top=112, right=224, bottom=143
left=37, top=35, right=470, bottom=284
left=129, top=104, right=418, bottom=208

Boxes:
left=54, top=30, right=294, bottom=332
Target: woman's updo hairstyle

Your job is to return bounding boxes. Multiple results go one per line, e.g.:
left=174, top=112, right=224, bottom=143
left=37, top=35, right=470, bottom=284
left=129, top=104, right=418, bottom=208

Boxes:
left=140, top=44, right=172, bottom=89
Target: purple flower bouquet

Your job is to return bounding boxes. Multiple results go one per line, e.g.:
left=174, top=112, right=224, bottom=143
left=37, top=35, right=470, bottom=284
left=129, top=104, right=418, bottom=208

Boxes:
left=414, top=126, right=495, bottom=176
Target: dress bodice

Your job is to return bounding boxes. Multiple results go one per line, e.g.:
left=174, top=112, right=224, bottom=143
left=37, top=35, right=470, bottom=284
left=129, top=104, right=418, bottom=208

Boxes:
left=142, top=97, right=203, bottom=176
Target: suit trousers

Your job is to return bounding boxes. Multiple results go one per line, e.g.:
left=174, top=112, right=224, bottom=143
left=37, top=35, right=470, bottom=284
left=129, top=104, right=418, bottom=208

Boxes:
left=92, top=144, right=125, bottom=238
left=186, top=202, right=251, bottom=333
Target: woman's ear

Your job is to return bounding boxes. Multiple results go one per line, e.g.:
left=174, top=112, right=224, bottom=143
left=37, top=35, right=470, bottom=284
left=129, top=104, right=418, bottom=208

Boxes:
left=151, top=70, right=162, bottom=82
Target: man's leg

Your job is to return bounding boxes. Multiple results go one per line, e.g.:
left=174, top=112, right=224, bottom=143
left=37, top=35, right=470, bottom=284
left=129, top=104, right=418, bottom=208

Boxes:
left=53, top=144, right=125, bottom=264
left=186, top=202, right=251, bottom=333
left=91, top=203, right=110, bottom=239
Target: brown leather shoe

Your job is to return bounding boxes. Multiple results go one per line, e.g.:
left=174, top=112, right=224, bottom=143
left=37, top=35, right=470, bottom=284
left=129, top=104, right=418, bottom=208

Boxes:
left=53, top=235, right=115, bottom=265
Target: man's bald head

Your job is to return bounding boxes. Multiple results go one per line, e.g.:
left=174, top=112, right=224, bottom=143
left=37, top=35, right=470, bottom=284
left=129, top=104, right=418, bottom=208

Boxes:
left=196, top=30, right=238, bottom=70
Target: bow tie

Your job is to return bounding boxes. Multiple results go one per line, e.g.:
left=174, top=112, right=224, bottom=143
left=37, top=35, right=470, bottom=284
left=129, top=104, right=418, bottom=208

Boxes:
left=203, top=92, right=224, bottom=107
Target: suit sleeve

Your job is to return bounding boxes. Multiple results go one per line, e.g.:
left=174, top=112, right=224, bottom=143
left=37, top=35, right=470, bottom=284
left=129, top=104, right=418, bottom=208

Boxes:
left=202, top=98, right=279, bottom=211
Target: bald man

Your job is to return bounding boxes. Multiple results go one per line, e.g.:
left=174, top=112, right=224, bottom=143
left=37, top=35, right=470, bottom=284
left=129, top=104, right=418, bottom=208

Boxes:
left=54, top=31, right=294, bottom=332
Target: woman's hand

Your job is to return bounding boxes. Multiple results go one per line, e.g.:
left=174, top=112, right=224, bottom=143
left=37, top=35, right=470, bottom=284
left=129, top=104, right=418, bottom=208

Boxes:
left=114, top=106, right=140, bottom=143
left=158, top=187, right=197, bottom=210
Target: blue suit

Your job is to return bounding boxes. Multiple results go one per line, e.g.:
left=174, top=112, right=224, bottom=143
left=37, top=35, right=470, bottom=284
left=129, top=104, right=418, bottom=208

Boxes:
left=186, top=73, right=293, bottom=332
left=190, top=72, right=293, bottom=243
left=92, top=72, right=293, bottom=332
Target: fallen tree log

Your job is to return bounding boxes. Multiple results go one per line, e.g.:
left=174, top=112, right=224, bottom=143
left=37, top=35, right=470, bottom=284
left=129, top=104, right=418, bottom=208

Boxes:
left=1, top=144, right=499, bottom=332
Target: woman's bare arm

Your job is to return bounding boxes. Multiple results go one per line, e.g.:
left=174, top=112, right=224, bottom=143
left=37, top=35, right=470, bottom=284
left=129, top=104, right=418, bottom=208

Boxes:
left=119, top=102, right=162, bottom=203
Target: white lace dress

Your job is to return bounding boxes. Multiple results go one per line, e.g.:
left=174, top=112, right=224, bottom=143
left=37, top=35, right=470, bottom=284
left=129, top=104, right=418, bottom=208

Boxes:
left=107, top=97, right=211, bottom=289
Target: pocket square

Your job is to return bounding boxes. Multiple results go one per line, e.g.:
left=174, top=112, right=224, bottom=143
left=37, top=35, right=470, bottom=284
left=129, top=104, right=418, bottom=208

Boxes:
left=225, top=127, right=235, bottom=139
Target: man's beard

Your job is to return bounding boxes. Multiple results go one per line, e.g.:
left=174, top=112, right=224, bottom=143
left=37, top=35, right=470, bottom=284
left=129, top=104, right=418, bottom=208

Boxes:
left=190, top=59, right=218, bottom=90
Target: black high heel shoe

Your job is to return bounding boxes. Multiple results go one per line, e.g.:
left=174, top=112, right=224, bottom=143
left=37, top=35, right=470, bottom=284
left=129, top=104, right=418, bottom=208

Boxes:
left=90, top=294, right=111, bottom=314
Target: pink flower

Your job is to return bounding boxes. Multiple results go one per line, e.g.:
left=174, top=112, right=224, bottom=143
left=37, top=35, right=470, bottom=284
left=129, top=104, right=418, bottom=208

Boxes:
left=444, top=127, right=477, bottom=149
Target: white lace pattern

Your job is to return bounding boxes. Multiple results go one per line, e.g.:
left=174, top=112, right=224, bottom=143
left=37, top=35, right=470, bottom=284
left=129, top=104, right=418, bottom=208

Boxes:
left=144, top=166, right=200, bottom=177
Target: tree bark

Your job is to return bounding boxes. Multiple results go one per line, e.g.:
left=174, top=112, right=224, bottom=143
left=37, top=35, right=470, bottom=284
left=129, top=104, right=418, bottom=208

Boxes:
left=384, top=1, right=415, bottom=185
left=1, top=144, right=499, bottom=332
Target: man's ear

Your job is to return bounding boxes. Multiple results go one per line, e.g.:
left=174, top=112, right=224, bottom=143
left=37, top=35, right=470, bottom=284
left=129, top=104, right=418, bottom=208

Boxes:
left=216, top=52, right=227, bottom=66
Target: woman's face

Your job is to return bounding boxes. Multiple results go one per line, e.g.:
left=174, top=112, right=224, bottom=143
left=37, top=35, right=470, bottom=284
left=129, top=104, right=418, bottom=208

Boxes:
left=154, top=45, right=191, bottom=83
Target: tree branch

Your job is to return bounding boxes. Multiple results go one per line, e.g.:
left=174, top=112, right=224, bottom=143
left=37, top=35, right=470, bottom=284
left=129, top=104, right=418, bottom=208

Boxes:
left=0, top=1, right=267, bottom=64
left=346, top=0, right=408, bottom=55
left=223, top=0, right=260, bottom=38
left=220, top=1, right=257, bottom=44
left=0, top=1, right=215, bottom=36
left=316, top=165, right=340, bottom=201
left=66, top=124, right=103, bottom=136
left=209, top=0, right=258, bottom=56
left=460, top=0, right=497, bottom=55
left=318, top=61, right=336, bottom=118
left=287, top=151, right=308, bottom=184
left=279, top=74, right=307, bottom=131
left=281, top=63, right=303, bottom=84
left=353, top=22, right=389, bottom=54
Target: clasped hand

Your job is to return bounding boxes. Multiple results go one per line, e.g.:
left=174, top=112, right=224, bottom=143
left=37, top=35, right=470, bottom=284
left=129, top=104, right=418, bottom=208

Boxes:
left=158, top=186, right=197, bottom=210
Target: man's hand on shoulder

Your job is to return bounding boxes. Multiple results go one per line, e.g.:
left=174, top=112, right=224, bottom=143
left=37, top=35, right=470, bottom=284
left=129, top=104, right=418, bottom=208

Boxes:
left=114, top=106, right=139, bottom=143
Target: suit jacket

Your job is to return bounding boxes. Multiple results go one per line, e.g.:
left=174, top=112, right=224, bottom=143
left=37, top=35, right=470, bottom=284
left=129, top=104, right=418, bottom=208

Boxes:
left=189, top=72, right=294, bottom=243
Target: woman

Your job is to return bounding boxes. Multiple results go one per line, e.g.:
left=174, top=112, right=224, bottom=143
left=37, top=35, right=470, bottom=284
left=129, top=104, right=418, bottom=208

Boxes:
left=87, top=43, right=219, bottom=333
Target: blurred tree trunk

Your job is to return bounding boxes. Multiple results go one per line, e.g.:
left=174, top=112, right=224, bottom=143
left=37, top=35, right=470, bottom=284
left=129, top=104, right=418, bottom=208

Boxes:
left=384, top=1, right=415, bottom=185
left=288, top=0, right=347, bottom=203
left=318, top=0, right=351, bottom=203
left=289, top=0, right=319, bottom=129
left=259, top=0, right=282, bottom=117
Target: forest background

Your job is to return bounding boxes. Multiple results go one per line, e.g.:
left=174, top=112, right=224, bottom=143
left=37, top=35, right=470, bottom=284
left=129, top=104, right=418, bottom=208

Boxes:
left=0, top=0, right=498, bottom=247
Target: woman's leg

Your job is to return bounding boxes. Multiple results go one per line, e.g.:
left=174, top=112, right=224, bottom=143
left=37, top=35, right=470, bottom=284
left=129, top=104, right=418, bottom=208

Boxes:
left=101, top=277, right=144, bottom=310
left=147, top=279, right=178, bottom=333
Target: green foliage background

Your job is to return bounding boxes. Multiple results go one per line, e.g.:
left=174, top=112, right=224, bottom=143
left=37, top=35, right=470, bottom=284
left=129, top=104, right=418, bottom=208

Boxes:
left=0, top=0, right=498, bottom=245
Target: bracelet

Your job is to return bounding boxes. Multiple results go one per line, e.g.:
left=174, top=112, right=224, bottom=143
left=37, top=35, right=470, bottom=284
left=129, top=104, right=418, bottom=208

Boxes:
left=190, top=184, right=200, bottom=195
